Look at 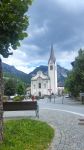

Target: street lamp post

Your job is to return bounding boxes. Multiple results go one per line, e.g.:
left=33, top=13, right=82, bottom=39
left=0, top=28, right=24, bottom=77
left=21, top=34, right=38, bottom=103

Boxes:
left=62, top=91, right=64, bottom=104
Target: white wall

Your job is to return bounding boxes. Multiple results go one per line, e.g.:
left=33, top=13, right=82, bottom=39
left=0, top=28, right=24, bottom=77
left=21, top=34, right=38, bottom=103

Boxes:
left=48, top=62, right=58, bottom=94
left=31, top=72, right=50, bottom=96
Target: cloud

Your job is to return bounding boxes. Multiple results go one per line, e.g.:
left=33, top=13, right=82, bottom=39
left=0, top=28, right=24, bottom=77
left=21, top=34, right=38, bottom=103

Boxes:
left=2, top=0, right=84, bottom=73
left=2, top=50, right=35, bottom=74
left=27, top=0, right=84, bottom=51
left=56, top=0, right=84, bottom=13
left=56, top=50, right=78, bottom=69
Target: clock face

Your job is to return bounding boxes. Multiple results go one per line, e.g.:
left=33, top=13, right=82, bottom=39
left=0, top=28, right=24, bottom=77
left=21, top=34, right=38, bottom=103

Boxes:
left=50, top=65, right=53, bottom=70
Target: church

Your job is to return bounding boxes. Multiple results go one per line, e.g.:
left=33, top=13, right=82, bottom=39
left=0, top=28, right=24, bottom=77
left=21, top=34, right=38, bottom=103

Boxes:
left=31, top=45, right=58, bottom=97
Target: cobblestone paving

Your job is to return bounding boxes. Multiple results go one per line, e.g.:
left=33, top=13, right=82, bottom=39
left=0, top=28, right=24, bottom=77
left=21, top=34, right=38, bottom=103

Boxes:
left=38, top=109, right=84, bottom=150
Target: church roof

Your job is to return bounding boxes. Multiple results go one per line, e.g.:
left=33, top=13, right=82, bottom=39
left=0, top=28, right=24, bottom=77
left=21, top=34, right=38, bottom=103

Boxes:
left=48, top=45, right=56, bottom=64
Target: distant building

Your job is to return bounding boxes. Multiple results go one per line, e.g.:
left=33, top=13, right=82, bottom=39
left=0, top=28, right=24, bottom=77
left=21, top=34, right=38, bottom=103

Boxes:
left=26, top=87, right=31, bottom=96
left=31, top=45, right=58, bottom=97
left=58, top=86, right=64, bottom=96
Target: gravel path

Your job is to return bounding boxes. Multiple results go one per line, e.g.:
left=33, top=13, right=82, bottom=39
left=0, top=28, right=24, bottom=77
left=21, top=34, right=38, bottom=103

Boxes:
left=38, top=109, right=84, bottom=150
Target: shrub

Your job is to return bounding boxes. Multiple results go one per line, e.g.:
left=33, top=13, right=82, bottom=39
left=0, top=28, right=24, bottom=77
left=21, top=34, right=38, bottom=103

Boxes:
left=3, top=96, right=8, bottom=102
left=13, top=95, right=24, bottom=102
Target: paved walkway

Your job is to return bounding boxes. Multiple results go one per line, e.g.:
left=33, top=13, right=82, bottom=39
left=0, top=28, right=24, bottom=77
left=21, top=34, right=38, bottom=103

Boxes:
left=38, top=109, right=84, bottom=150
left=4, top=97, right=84, bottom=150
left=38, top=98, right=84, bottom=150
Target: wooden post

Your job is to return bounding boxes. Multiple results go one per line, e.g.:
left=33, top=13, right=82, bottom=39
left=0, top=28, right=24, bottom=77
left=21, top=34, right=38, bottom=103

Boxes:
left=0, top=58, right=3, bottom=142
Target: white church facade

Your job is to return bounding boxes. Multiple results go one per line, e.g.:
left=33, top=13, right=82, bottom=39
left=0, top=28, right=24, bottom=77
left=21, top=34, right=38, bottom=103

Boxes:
left=31, top=45, right=58, bottom=97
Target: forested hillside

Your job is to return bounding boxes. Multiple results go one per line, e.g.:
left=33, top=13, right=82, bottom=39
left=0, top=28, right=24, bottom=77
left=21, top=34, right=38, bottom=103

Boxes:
left=2, top=63, right=68, bottom=86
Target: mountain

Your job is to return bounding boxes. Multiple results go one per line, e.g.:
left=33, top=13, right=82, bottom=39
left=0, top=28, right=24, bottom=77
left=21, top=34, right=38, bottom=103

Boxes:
left=2, top=63, right=29, bottom=83
left=2, top=63, right=69, bottom=86
left=57, top=65, right=68, bottom=86
left=28, top=65, right=68, bottom=86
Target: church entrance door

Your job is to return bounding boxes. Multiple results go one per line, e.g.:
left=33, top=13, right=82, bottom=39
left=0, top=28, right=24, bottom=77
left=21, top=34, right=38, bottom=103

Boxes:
left=39, top=92, right=41, bottom=97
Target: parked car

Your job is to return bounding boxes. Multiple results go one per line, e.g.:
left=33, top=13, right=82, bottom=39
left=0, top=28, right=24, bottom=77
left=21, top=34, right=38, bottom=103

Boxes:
left=65, top=94, right=70, bottom=98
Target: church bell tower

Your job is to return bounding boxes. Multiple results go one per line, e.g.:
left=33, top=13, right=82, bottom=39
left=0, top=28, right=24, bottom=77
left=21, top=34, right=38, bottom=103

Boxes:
left=48, top=45, right=58, bottom=94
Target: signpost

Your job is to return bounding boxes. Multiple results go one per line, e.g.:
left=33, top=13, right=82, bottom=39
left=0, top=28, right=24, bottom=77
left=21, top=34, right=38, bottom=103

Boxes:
left=80, top=93, right=84, bottom=96
left=48, top=89, right=52, bottom=102
left=80, top=93, right=84, bottom=104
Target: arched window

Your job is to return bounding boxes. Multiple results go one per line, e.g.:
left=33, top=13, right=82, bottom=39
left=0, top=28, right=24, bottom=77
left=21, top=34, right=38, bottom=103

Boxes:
left=34, top=85, right=35, bottom=89
left=44, top=83, right=46, bottom=88
left=38, top=83, right=41, bottom=88
left=50, top=65, right=53, bottom=70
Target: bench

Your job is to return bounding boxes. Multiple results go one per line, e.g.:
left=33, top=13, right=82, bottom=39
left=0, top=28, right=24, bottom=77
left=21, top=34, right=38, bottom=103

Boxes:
left=3, top=101, right=39, bottom=118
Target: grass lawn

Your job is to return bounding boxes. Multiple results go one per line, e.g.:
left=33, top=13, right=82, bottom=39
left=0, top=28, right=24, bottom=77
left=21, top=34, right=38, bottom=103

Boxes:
left=1, top=119, right=54, bottom=150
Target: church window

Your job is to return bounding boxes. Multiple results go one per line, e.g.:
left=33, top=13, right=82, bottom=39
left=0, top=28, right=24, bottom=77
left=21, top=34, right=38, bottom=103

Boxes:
left=38, top=83, right=41, bottom=88
left=44, top=83, right=46, bottom=88
left=39, top=92, right=41, bottom=97
left=50, top=65, right=53, bottom=70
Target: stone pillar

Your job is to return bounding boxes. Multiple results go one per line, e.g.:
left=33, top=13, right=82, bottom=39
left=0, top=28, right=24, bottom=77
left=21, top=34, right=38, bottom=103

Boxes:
left=0, top=58, right=3, bottom=142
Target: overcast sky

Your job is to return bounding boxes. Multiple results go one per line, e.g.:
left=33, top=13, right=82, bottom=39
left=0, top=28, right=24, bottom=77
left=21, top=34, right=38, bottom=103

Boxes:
left=2, top=0, right=84, bottom=73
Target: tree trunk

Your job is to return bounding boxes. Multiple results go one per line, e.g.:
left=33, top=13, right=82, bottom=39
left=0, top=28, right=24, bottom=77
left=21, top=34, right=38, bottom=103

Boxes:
left=0, top=58, right=3, bottom=142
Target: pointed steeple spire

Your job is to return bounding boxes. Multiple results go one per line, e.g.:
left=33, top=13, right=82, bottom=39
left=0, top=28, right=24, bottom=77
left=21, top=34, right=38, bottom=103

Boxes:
left=48, top=45, right=56, bottom=64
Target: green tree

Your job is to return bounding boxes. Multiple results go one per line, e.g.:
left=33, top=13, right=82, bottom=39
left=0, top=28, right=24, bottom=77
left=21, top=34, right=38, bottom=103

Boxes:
left=65, top=49, right=84, bottom=97
left=4, top=78, right=16, bottom=98
left=0, top=0, right=32, bottom=142
left=0, top=0, right=32, bottom=57
left=74, top=49, right=84, bottom=92
left=65, top=71, right=79, bottom=97
left=17, top=82, right=25, bottom=95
